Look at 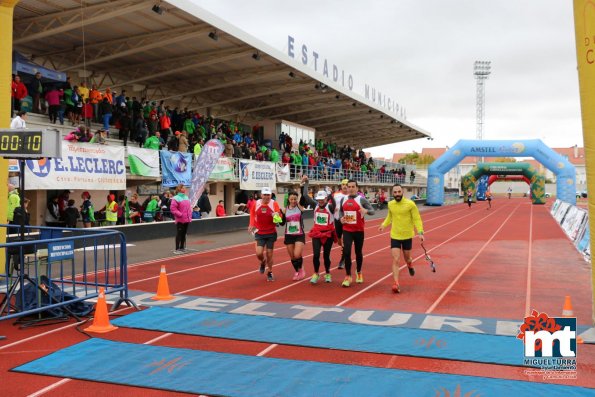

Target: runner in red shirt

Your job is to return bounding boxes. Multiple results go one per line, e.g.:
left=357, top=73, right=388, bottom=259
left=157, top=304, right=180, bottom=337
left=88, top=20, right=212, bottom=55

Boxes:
left=248, top=187, right=281, bottom=281
left=340, top=179, right=375, bottom=287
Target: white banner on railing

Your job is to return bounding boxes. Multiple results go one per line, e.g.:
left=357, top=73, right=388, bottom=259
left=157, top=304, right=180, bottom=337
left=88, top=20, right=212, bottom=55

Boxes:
left=276, top=163, right=290, bottom=183
left=127, top=146, right=160, bottom=177
left=210, top=157, right=235, bottom=180
left=25, top=142, right=126, bottom=190
left=239, top=159, right=276, bottom=190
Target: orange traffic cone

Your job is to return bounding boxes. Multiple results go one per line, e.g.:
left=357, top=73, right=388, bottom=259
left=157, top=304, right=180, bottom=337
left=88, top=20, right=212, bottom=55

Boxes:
left=562, top=295, right=584, bottom=344
left=151, top=265, right=174, bottom=300
left=84, top=287, right=118, bottom=333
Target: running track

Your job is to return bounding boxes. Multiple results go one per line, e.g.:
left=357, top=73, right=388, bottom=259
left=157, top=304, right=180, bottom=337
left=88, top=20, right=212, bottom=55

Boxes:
left=1, top=199, right=593, bottom=396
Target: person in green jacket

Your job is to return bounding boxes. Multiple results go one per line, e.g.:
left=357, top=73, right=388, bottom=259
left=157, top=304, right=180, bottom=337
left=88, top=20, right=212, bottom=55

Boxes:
left=183, top=117, right=195, bottom=135
left=270, top=148, right=280, bottom=163
left=7, top=183, right=20, bottom=223
left=144, top=131, right=162, bottom=150
left=144, top=195, right=160, bottom=222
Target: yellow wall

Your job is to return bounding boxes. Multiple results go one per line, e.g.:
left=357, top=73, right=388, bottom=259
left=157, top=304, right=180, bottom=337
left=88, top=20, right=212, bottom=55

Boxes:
left=573, top=0, right=595, bottom=325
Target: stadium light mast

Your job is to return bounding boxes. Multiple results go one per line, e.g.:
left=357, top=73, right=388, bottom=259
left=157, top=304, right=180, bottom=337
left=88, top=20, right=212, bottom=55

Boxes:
left=474, top=60, right=491, bottom=162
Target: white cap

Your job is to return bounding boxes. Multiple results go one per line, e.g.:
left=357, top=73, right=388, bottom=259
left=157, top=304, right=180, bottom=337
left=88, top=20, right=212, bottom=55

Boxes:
left=261, top=187, right=272, bottom=195
left=315, top=190, right=327, bottom=200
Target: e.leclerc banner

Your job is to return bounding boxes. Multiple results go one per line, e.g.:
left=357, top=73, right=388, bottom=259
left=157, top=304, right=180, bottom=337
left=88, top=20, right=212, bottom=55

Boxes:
left=239, top=159, right=276, bottom=191
left=25, top=142, right=125, bottom=190
left=189, top=139, right=224, bottom=208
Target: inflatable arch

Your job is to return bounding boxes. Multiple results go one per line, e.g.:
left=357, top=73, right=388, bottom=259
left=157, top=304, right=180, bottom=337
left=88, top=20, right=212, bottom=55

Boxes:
left=427, top=139, right=576, bottom=205
left=462, top=162, right=547, bottom=204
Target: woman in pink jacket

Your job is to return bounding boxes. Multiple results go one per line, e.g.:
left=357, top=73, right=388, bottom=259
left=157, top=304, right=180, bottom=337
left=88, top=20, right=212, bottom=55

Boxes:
left=170, top=184, right=192, bottom=255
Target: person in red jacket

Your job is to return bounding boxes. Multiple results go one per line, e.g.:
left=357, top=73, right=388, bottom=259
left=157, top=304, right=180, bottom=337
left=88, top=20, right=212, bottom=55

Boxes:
left=11, top=75, right=28, bottom=114
left=216, top=200, right=226, bottom=217
left=248, top=187, right=281, bottom=281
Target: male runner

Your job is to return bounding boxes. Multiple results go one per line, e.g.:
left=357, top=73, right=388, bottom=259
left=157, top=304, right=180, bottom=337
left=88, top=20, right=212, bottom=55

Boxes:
left=339, top=179, right=375, bottom=287
left=379, top=184, right=424, bottom=293
left=248, top=187, right=281, bottom=281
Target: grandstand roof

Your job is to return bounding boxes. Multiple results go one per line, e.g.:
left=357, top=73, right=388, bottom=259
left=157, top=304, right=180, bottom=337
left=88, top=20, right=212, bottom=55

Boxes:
left=12, top=0, right=431, bottom=148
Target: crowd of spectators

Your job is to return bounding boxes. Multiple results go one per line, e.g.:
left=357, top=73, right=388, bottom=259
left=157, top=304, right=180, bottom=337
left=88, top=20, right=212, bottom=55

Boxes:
left=11, top=74, right=418, bottom=186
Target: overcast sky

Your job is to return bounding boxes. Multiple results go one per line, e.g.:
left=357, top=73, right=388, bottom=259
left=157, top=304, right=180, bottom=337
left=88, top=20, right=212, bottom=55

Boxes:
left=189, top=0, right=583, bottom=159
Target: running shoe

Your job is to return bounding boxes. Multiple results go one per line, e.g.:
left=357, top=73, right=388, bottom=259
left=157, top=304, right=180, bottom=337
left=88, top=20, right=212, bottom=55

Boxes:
left=292, top=272, right=300, bottom=281
left=338, top=259, right=345, bottom=269
left=356, top=272, right=364, bottom=284
left=297, top=268, right=306, bottom=280
left=172, top=250, right=184, bottom=255
left=341, top=276, right=352, bottom=287
left=407, top=265, right=415, bottom=276
left=267, top=272, right=275, bottom=282
left=310, top=273, right=320, bottom=284
left=324, top=274, right=332, bottom=283
left=392, top=283, right=400, bottom=293
left=259, top=260, right=266, bottom=274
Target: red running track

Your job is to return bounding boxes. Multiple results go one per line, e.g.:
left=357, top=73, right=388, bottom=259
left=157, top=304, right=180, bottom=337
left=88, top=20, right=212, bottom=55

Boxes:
left=1, top=199, right=594, bottom=396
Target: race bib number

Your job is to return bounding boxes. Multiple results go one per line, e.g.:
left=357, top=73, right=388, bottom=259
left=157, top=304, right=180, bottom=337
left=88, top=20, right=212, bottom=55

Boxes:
left=315, top=212, right=329, bottom=226
left=287, top=221, right=301, bottom=235
left=344, top=210, right=357, bottom=224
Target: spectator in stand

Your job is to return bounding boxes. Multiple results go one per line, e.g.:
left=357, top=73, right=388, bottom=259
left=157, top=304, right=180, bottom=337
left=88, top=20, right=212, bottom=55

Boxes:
left=78, top=81, right=89, bottom=103
left=89, top=129, right=107, bottom=144
left=45, top=86, right=63, bottom=124
left=11, top=75, right=28, bottom=115
left=193, top=138, right=203, bottom=158
left=224, top=139, right=233, bottom=157
left=159, top=110, right=172, bottom=142
left=89, top=84, right=102, bottom=122
left=64, top=129, right=79, bottom=142
left=166, top=131, right=179, bottom=151
left=410, top=169, right=416, bottom=183
left=118, top=109, right=131, bottom=146
left=99, top=97, right=112, bottom=132
left=104, top=87, right=113, bottom=106
left=178, top=131, right=189, bottom=153
left=81, top=97, right=93, bottom=128
left=64, top=199, right=80, bottom=228
left=198, top=189, right=212, bottom=218
left=144, top=131, right=162, bottom=150
left=78, top=127, right=92, bottom=142
left=278, top=131, right=286, bottom=150
left=10, top=111, right=27, bottom=129
left=134, top=116, right=149, bottom=147
left=29, top=72, right=45, bottom=114
left=216, top=200, right=226, bottom=217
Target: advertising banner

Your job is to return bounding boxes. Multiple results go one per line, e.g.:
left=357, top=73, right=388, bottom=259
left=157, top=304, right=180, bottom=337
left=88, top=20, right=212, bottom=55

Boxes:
left=239, top=160, right=276, bottom=191
left=25, top=142, right=125, bottom=190
left=160, top=150, right=193, bottom=188
left=210, top=157, right=235, bottom=180
left=127, top=147, right=160, bottom=177
left=189, top=139, right=224, bottom=208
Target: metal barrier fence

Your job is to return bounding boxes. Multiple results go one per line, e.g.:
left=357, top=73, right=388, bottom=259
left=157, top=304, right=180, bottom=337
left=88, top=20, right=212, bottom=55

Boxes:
left=0, top=225, right=135, bottom=322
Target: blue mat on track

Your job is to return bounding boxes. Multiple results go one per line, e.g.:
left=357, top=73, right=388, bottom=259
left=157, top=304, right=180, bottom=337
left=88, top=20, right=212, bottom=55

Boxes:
left=13, top=339, right=594, bottom=397
left=114, top=307, right=523, bottom=366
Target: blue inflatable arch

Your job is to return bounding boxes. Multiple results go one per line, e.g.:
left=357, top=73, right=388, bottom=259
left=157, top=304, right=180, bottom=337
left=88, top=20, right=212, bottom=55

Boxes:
left=426, top=139, right=576, bottom=205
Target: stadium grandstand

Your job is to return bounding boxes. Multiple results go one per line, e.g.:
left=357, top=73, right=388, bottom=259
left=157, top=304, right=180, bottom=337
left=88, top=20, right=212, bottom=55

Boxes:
left=8, top=0, right=431, bottom=224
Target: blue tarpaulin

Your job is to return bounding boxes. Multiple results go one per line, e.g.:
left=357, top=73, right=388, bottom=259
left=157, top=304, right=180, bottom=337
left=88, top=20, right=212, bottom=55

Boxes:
left=12, top=52, right=67, bottom=82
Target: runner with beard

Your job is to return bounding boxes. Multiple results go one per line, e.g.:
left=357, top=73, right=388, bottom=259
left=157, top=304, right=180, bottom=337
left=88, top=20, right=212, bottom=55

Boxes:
left=379, top=184, right=424, bottom=293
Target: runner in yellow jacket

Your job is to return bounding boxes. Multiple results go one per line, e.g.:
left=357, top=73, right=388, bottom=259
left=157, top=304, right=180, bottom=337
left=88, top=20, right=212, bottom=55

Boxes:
left=379, top=184, right=424, bottom=294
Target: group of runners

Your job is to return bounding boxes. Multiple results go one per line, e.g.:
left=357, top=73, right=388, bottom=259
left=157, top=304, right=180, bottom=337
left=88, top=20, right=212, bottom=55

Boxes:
left=248, top=176, right=425, bottom=293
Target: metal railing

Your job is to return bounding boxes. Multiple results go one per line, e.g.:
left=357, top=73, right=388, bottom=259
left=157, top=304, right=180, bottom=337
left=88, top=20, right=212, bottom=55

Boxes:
left=1, top=225, right=135, bottom=322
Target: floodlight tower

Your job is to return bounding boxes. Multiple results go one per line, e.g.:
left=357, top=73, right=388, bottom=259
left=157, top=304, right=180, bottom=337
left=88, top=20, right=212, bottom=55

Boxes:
left=474, top=60, right=491, bottom=162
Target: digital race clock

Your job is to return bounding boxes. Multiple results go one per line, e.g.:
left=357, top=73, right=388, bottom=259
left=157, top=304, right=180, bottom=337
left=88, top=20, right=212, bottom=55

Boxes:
left=0, top=129, right=61, bottom=158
